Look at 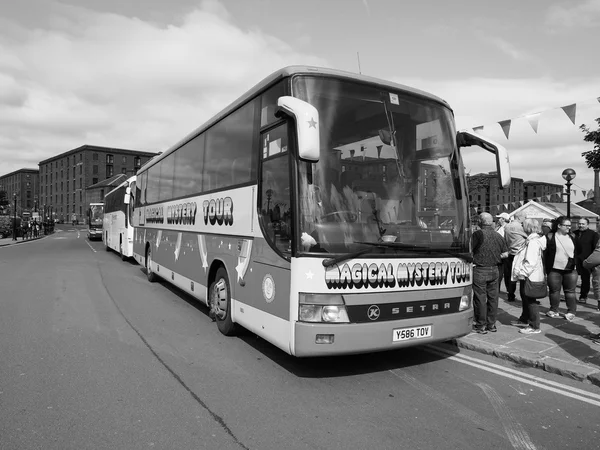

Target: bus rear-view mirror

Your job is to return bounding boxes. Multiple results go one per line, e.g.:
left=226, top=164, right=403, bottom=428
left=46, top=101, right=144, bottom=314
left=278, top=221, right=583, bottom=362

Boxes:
left=456, top=129, right=511, bottom=189
left=277, top=96, right=320, bottom=161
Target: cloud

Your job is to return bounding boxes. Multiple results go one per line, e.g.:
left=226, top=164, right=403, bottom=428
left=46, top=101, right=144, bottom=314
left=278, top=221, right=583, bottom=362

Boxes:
left=546, top=0, right=600, bottom=28
left=0, top=0, right=327, bottom=174
left=362, top=0, right=371, bottom=16
left=485, top=36, right=532, bottom=61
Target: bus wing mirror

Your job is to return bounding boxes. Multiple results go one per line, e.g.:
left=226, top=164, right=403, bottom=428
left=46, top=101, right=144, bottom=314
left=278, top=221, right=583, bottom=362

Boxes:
left=277, top=96, right=320, bottom=161
left=124, top=186, right=131, bottom=204
left=457, top=129, right=511, bottom=189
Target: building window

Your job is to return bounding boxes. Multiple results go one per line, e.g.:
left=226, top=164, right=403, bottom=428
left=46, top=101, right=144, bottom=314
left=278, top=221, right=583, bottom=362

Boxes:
left=79, top=178, right=82, bottom=188
left=100, top=189, right=104, bottom=198
left=106, top=154, right=114, bottom=164
left=106, top=165, right=113, bottom=177
left=93, top=153, right=98, bottom=161
left=73, top=167, right=76, bottom=177
left=93, top=165, right=98, bottom=174
left=134, top=156, right=141, bottom=167
left=121, top=167, right=127, bottom=174
left=66, top=181, right=69, bottom=191
left=80, top=153, right=82, bottom=161
left=92, top=178, right=98, bottom=185
left=122, top=156, right=127, bottom=164
left=79, top=166, right=82, bottom=175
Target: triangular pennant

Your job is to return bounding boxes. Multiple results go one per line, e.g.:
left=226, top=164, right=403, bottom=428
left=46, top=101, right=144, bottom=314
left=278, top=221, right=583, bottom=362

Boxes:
left=573, top=189, right=577, bottom=196
left=473, top=126, right=484, bottom=133
left=526, top=113, right=541, bottom=133
left=498, top=119, right=511, bottom=139
left=597, top=97, right=600, bottom=104
left=520, top=200, right=524, bottom=206
left=561, top=103, right=576, bottom=125
left=582, top=190, right=586, bottom=197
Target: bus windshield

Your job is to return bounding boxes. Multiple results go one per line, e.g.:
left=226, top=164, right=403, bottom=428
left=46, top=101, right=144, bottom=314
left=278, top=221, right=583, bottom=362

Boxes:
left=293, top=76, right=468, bottom=256
left=89, top=204, right=104, bottom=229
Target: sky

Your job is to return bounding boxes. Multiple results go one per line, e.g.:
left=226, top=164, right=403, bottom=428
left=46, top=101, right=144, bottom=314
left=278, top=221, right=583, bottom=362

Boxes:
left=0, top=0, right=599, bottom=202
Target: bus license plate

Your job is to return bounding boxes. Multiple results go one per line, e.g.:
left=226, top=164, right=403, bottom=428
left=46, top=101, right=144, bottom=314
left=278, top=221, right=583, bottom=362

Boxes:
left=393, top=325, right=432, bottom=342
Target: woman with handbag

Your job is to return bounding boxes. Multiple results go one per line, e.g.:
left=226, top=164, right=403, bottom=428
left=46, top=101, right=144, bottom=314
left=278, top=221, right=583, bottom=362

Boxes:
left=544, top=216, right=578, bottom=321
left=511, top=218, right=547, bottom=334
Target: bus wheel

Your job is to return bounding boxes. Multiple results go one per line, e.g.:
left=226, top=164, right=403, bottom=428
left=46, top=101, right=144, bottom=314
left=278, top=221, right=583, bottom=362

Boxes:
left=209, top=267, right=237, bottom=336
left=146, top=246, right=157, bottom=282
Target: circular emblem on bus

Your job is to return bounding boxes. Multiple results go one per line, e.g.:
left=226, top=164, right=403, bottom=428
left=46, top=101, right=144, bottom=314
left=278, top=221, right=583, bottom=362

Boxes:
left=262, top=274, right=275, bottom=303
left=367, top=305, right=380, bottom=321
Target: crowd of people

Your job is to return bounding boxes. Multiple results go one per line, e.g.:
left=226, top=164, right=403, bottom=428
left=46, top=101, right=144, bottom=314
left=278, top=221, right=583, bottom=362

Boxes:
left=12, top=219, right=54, bottom=241
left=471, top=212, right=600, bottom=343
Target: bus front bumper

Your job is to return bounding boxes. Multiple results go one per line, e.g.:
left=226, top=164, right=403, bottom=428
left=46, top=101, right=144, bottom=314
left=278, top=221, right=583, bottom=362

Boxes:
left=293, top=309, right=473, bottom=357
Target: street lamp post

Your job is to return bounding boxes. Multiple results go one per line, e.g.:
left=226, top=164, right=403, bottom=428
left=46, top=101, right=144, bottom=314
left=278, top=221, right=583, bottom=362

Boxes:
left=12, top=192, right=17, bottom=240
left=562, top=168, right=576, bottom=219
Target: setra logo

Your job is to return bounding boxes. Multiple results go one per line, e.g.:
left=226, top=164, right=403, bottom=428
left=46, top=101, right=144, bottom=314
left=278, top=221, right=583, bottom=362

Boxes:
left=367, top=305, right=380, bottom=321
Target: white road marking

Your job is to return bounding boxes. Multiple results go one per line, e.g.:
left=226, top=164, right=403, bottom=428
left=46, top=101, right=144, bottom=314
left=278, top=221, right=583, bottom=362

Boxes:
left=426, top=345, right=600, bottom=407
left=85, top=240, right=97, bottom=253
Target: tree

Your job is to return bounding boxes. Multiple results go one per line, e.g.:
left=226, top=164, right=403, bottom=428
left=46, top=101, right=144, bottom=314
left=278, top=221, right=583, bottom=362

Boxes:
left=580, top=117, right=600, bottom=169
left=0, top=190, right=8, bottom=214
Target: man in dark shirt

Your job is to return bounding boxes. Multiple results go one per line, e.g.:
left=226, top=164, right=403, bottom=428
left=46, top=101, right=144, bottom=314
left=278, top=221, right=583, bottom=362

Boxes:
left=574, top=217, right=599, bottom=303
left=472, top=212, right=509, bottom=334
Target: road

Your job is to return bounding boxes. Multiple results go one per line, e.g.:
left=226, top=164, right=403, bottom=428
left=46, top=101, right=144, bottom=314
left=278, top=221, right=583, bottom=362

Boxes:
left=1, top=226, right=598, bottom=450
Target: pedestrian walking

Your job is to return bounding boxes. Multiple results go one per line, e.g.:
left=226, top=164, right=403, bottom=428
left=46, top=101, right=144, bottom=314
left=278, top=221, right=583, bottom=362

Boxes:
left=503, top=212, right=527, bottom=302
left=574, top=217, right=598, bottom=304
left=471, top=212, right=509, bottom=334
left=511, top=219, right=547, bottom=334
left=544, top=216, right=578, bottom=321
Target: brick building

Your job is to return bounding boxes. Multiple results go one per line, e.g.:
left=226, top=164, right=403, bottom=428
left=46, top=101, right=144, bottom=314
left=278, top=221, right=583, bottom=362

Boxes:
left=468, top=172, right=525, bottom=216
left=0, top=168, right=40, bottom=217
left=38, top=145, right=158, bottom=223
left=523, top=181, right=563, bottom=203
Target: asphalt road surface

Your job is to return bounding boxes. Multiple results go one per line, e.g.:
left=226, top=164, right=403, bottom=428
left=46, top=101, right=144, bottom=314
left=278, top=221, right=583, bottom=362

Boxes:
left=1, top=226, right=599, bottom=450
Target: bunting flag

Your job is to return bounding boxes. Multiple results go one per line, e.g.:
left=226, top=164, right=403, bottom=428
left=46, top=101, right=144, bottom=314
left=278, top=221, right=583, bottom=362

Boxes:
left=471, top=95, right=599, bottom=139
left=561, top=104, right=577, bottom=125
left=499, top=119, right=512, bottom=139
left=526, top=113, right=541, bottom=133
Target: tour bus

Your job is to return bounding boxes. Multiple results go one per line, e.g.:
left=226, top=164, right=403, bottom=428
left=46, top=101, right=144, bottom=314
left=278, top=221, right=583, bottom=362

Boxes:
left=87, top=203, right=104, bottom=241
left=103, top=176, right=136, bottom=260
left=131, top=66, right=510, bottom=357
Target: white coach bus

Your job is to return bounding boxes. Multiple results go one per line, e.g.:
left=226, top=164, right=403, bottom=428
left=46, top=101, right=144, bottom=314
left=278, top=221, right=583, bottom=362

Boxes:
left=131, top=66, right=510, bottom=357
left=103, top=175, right=135, bottom=260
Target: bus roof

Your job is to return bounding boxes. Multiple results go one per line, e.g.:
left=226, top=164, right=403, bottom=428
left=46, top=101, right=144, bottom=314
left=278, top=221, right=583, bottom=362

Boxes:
left=105, top=175, right=136, bottom=199
left=137, top=65, right=452, bottom=173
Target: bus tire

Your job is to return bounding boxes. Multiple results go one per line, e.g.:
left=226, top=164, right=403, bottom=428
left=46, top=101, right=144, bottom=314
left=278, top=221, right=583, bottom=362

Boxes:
left=210, top=267, right=237, bottom=336
left=146, top=246, right=157, bottom=283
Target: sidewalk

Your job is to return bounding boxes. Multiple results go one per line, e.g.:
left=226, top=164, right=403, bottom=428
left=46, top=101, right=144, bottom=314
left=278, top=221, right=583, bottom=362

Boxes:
left=0, top=234, right=47, bottom=247
left=448, top=292, right=600, bottom=387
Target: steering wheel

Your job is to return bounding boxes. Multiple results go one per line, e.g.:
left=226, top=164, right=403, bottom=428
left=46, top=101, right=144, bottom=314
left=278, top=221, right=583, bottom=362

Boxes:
left=319, top=211, right=358, bottom=223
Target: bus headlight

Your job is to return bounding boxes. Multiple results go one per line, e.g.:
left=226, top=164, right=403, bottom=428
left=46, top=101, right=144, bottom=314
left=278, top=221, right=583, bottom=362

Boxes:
left=459, top=286, right=472, bottom=311
left=299, top=293, right=350, bottom=323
